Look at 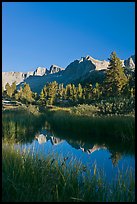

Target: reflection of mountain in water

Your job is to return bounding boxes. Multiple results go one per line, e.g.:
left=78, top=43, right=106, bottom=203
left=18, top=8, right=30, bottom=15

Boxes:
left=50, top=136, right=63, bottom=145
left=35, top=134, right=64, bottom=146
left=35, top=133, right=125, bottom=166
left=80, top=144, right=107, bottom=154
left=35, top=134, right=47, bottom=144
left=66, top=139, right=106, bottom=154
left=35, top=133, right=106, bottom=155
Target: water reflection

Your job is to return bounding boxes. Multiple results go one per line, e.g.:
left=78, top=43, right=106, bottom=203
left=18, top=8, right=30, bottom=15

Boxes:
left=34, top=133, right=107, bottom=156
left=35, top=133, right=64, bottom=146
left=33, top=131, right=131, bottom=169
left=18, top=129, right=133, bottom=183
left=2, top=110, right=135, bottom=181
left=109, top=151, right=122, bottom=167
left=80, top=144, right=107, bottom=154
left=35, top=134, right=47, bottom=144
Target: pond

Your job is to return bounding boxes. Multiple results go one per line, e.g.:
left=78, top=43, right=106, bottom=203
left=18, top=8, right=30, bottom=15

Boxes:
left=2, top=109, right=135, bottom=183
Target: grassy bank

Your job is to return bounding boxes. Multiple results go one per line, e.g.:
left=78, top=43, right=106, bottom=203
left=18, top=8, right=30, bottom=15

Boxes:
left=45, top=107, right=135, bottom=142
left=2, top=142, right=135, bottom=202
left=2, top=106, right=47, bottom=143
left=2, top=105, right=135, bottom=156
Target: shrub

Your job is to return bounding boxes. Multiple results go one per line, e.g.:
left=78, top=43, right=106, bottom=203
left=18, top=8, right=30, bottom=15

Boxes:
left=97, top=97, right=135, bottom=115
left=70, top=104, right=100, bottom=116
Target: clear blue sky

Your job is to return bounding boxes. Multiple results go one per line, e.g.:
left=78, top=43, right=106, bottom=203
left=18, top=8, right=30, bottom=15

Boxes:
left=2, top=2, right=135, bottom=72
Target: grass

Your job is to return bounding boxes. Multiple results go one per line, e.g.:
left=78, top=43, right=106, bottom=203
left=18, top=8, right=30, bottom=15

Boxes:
left=2, top=108, right=47, bottom=144
left=45, top=107, right=135, bottom=142
left=43, top=107, right=135, bottom=159
left=2, top=142, right=135, bottom=202
left=2, top=105, right=135, bottom=202
left=3, top=106, right=134, bottom=156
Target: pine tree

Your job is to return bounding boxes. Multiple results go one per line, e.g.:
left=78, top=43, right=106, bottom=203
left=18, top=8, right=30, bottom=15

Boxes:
left=15, top=86, right=23, bottom=101
left=17, top=83, right=34, bottom=103
left=93, top=82, right=102, bottom=99
left=84, top=83, right=93, bottom=100
left=39, top=89, right=45, bottom=104
left=46, top=81, right=58, bottom=105
left=72, top=84, right=77, bottom=102
left=103, top=51, right=128, bottom=96
left=58, top=83, right=65, bottom=101
left=11, top=81, right=16, bottom=94
left=5, top=83, right=12, bottom=98
left=65, top=84, right=73, bottom=101
left=110, top=151, right=122, bottom=167
left=77, top=83, right=83, bottom=101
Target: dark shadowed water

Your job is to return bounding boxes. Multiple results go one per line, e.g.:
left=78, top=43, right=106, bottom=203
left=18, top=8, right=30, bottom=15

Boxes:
left=2, top=110, right=135, bottom=183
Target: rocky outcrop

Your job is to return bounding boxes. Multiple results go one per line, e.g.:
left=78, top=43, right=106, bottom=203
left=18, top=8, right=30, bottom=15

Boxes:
left=2, top=72, right=26, bottom=88
left=33, top=67, right=48, bottom=76
left=49, top=64, right=65, bottom=74
left=25, top=71, right=34, bottom=78
left=2, top=65, right=65, bottom=89
left=64, top=55, right=108, bottom=79
left=124, top=55, right=135, bottom=70
left=61, top=55, right=108, bottom=85
left=80, top=55, right=109, bottom=71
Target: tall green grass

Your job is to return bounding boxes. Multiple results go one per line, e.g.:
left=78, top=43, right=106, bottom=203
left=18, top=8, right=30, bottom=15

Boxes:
left=2, top=142, right=135, bottom=202
left=2, top=108, right=47, bottom=143
left=46, top=109, right=135, bottom=142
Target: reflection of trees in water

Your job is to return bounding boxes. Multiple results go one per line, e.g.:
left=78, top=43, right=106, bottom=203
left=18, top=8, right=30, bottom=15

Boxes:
left=49, top=124, right=134, bottom=160
left=109, top=151, right=122, bottom=167
left=47, top=115, right=135, bottom=159
left=2, top=110, right=47, bottom=144
left=3, top=110, right=134, bottom=168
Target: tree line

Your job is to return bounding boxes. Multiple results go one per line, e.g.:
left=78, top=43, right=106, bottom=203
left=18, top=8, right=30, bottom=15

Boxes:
left=2, top=52, right=135, bottom=106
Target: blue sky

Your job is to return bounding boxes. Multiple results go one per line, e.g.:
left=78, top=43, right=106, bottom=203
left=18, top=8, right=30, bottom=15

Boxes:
left=2, top=2, right=135, bottom=72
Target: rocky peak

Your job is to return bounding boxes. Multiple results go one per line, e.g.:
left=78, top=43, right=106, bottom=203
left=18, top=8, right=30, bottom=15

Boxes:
left=79, top=56, right=109, bottom=71
left=2, top=54, right=135, bottom=93
left=124, top=55, right=135, bottom=70
left=33, top=67, right=48, bottom=76
left=49, top=64, right=65, bottom=74
left=25, top=71, right=34, bottom=78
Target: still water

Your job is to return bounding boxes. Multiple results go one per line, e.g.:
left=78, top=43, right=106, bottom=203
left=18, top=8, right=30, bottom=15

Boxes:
left=2, top=110, right=135, bottom=182
left=14, top=126, right=135, bottom=182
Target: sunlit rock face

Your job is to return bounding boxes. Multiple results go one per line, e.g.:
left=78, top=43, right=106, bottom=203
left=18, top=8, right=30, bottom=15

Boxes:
left=2, top=72, right=26, bottom=89
left=62, top=55, right=109, bottom=84
left=33, top=67, right=48, bottom=76
left=49, top=65, right=65, bottom=74
left=2, top=54, right=135, bottom=93
left=2, top=67, right=48, bottom=89
left=81, top=55, right=109, bottom=71
left=124, top=55, right=135, bottom=70
left=25, top=71, right=34, bottom=78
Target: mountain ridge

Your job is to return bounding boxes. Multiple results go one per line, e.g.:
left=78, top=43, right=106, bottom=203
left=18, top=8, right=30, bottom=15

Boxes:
left=2, top=54, right=135, bottom=94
